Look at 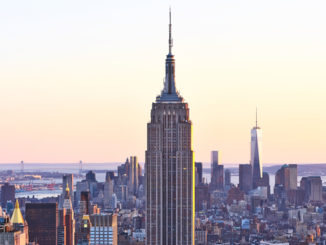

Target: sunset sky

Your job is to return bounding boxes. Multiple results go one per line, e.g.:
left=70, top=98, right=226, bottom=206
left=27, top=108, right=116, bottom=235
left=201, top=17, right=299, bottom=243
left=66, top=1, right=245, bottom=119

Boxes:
left=0, top=0, right=325, bottom=165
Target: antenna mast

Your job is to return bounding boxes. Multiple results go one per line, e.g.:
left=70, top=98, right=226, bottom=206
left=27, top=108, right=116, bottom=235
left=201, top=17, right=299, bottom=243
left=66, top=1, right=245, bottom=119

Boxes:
left=256, top=107, right=258, bottom=128
left=169, top=8, right=173, bottom=54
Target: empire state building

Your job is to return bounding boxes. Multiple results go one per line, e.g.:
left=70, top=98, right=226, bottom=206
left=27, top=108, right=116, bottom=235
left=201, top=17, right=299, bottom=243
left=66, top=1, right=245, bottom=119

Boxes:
left=145, top=11, right=195, bottom=245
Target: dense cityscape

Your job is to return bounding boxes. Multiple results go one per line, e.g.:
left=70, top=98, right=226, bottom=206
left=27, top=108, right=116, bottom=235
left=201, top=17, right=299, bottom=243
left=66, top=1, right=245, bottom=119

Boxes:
left=1, top=9, right=325, bottom=245
left=1, top=158, right=326, bottom=244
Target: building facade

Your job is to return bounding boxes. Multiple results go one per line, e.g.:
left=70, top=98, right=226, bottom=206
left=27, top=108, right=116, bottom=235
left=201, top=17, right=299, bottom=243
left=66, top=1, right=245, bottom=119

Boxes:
left=62, top=174, right=74, bottom=207
left=212, top=165, right=224, bottom=190
left=239, top=164, right=252, bottom=193
left=0, top=231, right=26, bottom=245
left=145, top=11, right=194, bottom=245
left=1, top=183, right=15, bottom=208
left=211, top=151, right=219, bottom=166
left=0, top=200, right=29, bottom=245
left=195, top=162, right=203, bottom=186
left=300, top=176, right=322, bottom=203
left=104, top=179, right=114, bottom=209
left=76, top=215, right=91, bottom=245
left=26, top=203, right=59, bottom=245
left=58, top=185, right=75, bottom=245
left=275, top=164, right=297, bottom=191
left=89, top=214, right=117, bottom=245
left=225, top=169, right=231, bottom=188
left=129, top=156, right=139, bottom=195
left=210, top=151, right=219, bottom=190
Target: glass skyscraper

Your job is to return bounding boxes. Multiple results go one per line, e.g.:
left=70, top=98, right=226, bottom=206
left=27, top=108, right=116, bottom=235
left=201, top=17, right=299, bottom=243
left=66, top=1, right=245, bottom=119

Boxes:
left=250, top=111, right=263, bottom=188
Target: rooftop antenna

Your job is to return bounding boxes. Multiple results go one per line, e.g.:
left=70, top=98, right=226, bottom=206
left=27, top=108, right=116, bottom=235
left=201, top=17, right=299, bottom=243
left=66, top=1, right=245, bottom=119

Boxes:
left=169, top=7, right=173, bottom=54
left=256, top=107, right=258, bottom=128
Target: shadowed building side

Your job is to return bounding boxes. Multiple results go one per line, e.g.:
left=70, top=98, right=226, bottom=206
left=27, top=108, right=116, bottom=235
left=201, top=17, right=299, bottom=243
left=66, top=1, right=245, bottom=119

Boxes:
left=25, top=203, right=59, bottom=245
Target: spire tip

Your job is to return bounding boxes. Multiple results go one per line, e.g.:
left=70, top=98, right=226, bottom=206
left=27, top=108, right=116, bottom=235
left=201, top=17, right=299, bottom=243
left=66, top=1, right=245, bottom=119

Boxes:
left=169, top=8, right=173, bottom=54
left=256, top=107, right=258, bottom=128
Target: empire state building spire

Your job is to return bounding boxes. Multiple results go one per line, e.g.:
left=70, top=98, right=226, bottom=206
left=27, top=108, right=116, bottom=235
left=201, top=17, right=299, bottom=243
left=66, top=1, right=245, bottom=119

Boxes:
left=169, top=8, right=173, bottom=55
left=156, top=9, right=183, bottom=102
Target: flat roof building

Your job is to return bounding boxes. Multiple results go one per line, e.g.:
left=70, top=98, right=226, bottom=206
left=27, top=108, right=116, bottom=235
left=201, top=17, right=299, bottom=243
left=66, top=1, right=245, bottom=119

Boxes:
left=26, top=203, right=58, bottom=245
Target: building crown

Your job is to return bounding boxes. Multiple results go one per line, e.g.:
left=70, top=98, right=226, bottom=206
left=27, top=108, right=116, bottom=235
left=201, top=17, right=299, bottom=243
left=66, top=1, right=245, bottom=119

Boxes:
left=10, top=200, right=24, bottom=224
left=156, top=9, right=183, bottom=103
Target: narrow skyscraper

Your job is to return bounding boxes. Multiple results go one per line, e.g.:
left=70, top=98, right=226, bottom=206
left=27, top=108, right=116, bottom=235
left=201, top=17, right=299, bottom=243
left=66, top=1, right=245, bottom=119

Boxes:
left=250, top=109, right=263, bottom=188
left=129, top=156, right=139, bottom=195
left=58, top=184, right=75, bottom=245
left=61, top=174, right=74, bottom=208
left=195, top=162, right=203, bottom=186
left=1, top=183, right=15, bottom=208
left=239, top=164, right=252, bottom=193
left=211, top=151, right=219, bottom=166
left=146, top=10, right=194, bottom=245
left=210, top=151, right=223, bottom=190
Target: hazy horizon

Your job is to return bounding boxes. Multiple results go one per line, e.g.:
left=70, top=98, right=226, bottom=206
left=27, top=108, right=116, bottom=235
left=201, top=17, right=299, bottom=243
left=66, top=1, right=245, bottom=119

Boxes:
left=0, top=0, right=325, bottom=163
left=0, top=162, right=325, bottom=168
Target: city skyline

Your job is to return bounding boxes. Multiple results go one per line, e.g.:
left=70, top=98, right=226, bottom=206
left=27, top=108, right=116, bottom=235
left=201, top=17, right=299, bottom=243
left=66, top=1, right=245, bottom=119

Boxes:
left=1, top=3, right=326, bottom=244
left=1, top=1, right=325, bottom=164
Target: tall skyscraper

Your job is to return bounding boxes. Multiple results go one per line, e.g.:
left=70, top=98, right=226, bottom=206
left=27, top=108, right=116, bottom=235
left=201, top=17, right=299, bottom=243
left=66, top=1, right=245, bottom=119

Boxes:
left=275, top=164, right=297, bottom=191
left=26, top=203, right=59, bottom=245
left=300, top=176, right=322, bottom=203
left=210, top=151, right=223, bottom=190
left=239, top=164, right=252, bottom=193
left=195, top=162, right=203, bottom=186
left=224, top=169, right=231, bottom=187
left=85, top=171, right=98, bottom=199
left=1, top=183, right=15, bottom=208
left=129, top=156, right=139, bottom=195
left=58, top=185, right=75, bottom=245
left=250, top=110, right=263, bottom=188
left=79, top=191, right=91, bottom=216
left=76, top=191, right=91, bottom=244
left=104, top=177, right=114, bottom=209
left=211, top=151, right=219, bottom=166
left=61, top=174, right=74, bottom=208
left=212, top=165, right=224, bottom=190
left=105, top=171, right=115, bottom=182
left=138, top=164, right=142, bottom=179
left=79, top=160, right=83, bottom=175
left=255, top=172, right=270, bottom=196
left=146, top=10, right=194, bottom=245
left=76, top=181, right=89, bottom=206
left=86, top=171, right=96, bottom=182
left=195, top=184, right=210, bottom=211
left=124, top=158, right=130, bottom=178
